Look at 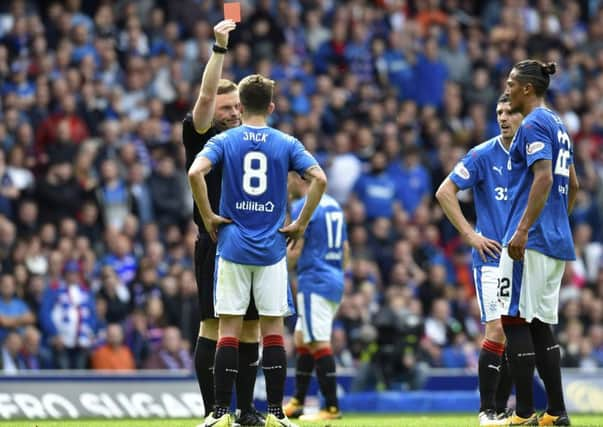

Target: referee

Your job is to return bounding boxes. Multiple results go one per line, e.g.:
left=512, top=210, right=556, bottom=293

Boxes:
left=182, top=19, right=263, bottom=427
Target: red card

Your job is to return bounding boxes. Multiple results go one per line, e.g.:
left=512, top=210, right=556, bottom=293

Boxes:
left=224, top=2, right=241, bottom=22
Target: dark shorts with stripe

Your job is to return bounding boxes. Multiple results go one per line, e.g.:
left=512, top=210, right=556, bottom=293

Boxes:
left=195, top=236, right=259, bottom=321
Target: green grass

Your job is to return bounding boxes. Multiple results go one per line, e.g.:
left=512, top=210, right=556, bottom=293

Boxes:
left=1, top=413, right=603, bottom=427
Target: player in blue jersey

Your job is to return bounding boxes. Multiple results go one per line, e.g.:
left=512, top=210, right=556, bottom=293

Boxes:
left=436, top=94, right=521, bottom=426
left=188, top=74, right=327, bottom=427
left=184, top=20, right=263, bottom=426
left=500, top=60, right=579, bottom=426
left=283, top=173, right=350, bottom=422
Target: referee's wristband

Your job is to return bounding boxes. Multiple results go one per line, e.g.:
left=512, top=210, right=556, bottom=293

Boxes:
left=212, top=44, right=228, bottom=54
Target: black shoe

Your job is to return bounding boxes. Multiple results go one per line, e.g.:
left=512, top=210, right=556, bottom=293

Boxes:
left=235, top=407, right=266, bottom=427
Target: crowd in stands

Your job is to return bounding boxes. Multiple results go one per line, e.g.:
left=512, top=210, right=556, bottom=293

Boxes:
left=0, top=0, right=602, bottom=391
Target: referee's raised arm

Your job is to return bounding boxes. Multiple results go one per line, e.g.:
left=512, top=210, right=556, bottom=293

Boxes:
left=192, top=19, right=236, bottom=134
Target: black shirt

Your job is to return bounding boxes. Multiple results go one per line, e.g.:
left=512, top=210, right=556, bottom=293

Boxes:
left=182, top=113, right=222, bottom=234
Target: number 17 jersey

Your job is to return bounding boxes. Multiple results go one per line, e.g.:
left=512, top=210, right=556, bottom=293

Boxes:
left=503, top=107, right=575, bottom=261
left=291, top=194, right=347, bottom=302
left=199, top=125, right=318, bottom=266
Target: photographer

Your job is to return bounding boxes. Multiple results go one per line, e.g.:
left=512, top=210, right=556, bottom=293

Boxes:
left=353, top=290, right=427, bottom=391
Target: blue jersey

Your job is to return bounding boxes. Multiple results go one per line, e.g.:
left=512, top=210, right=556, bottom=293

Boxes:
left=503, top=107, right=575, bottom=261
left=352, top=172, right=396, bottom=220
left=449, top=136, right=510, bottom=268
left=200, top=125, right=318, bottom=265
left=291, top=194, right=347, bottom=302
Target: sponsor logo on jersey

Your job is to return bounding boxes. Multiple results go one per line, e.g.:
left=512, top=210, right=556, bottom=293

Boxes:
left=453, top=162, right=470, bottom=179
left=235, top=200, right=275, bottom=212
left=526, top=141, right=545, bottom=155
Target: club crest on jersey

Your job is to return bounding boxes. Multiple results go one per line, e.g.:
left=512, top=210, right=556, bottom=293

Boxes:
left=453, top=162, right=470, bottom=179
left=526, top=141, right=545, bottom=155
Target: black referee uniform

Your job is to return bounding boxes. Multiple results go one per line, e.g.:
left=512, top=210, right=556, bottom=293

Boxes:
left=182, top=113, right=258, bottom=320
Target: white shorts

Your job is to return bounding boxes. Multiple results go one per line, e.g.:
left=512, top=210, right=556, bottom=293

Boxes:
left=214, top=256, right=291, bottom=317
left=473, top=266, right=502, bottom=323
left=498, top=247, right=565, bottom=324
left=295, top=292, right=339, bottom=343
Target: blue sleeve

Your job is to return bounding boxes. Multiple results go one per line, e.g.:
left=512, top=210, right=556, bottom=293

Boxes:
left=290, top=138, right=318, bottom=176
left=523, top=121, right=553, bottom=167
left=39, top=288, right=58, bottom=337
left=449, top=150, right=481, bottom=190
left=198, top=133, right=226, bottom=167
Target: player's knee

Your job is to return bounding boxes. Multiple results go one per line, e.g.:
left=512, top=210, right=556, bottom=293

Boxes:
left=240, top=320, right=260, bottom=343
left=218, top=315, right=244, bottom=338
left=259, top=315, right=284, bottom=337
left=293, top=330, right=305, bottom=348
left=485, top=320, right=505, bottom=343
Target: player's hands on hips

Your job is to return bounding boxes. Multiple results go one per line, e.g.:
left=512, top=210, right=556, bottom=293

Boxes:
left=465, top=232, right=501, bottom=263
left=214, top=19, right=236, bottom=48
left=508, top=228, right=528, bottom=261
left=203, top=213, right=232, bottom=243
left=279, top=220, right=306, bottom=248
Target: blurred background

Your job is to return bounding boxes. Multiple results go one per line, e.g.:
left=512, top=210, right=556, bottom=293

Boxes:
left=0, top=0, right=601, bottom=396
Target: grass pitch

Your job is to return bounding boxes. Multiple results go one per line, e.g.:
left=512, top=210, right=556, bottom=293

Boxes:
left=2, top=413, right=603, bottom=427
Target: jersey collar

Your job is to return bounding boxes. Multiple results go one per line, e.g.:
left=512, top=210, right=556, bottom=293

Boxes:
left=497, top=135, right=510, bottom=155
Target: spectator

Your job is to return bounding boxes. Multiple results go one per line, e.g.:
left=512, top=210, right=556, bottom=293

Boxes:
left=148, top=154, right=188, bottom=227
left=413, top=37, right=448, bottom=108
left=35, top=160, right=82, bottom=224
left=39, top=260, right=97, bottom=369
left=0, top=273, right=35, bottom=343
left=15, top=199, right=38, bottom=238
left=90, top=323, right=135, bottom=371
left=127, top=162, right=154, bottom=225
left=389, top=145, right=432, bottom=216
left=351, top=151, right=398, bottom=221
left=326, top=131, right=362, bottom=205
left=96, top=159, right=132, bottom=230
left=124, top=308, right=151, bottom=368
left=143, top=326, right=192, bottom=370
left=102, top=232, right=137, bottom=285
left=77, top=200, right=103, bottom=244
left=424, top=298, right=463, bottom=351
left=0, top=330, right=23, bottom=373
left=35, top=94, right=89, bottom=163
left=97, top=266, right=130, bottom=324
left=18, top=325, right=52, bottom=370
